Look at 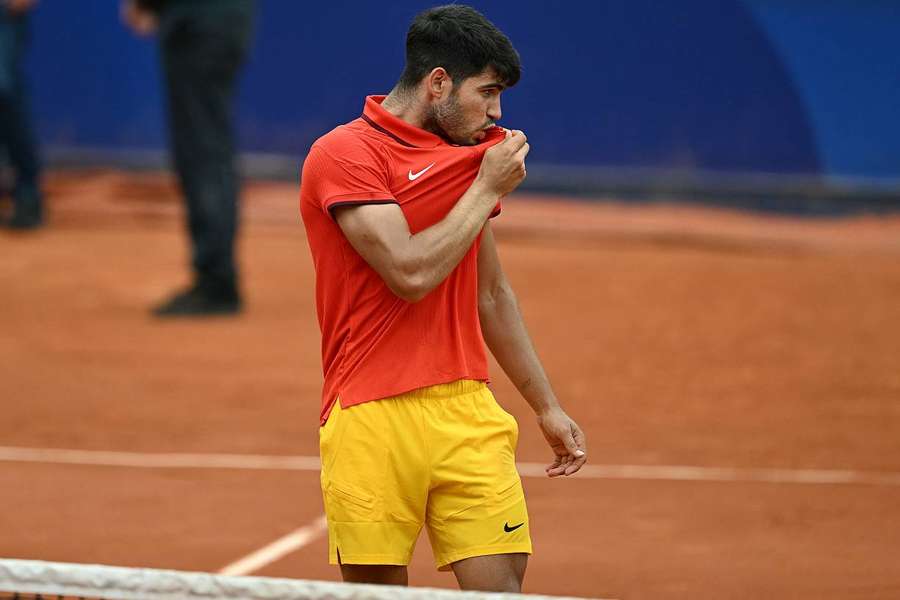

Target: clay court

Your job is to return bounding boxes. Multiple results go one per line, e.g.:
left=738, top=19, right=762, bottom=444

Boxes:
left=1, top=171, right=899, bottom=599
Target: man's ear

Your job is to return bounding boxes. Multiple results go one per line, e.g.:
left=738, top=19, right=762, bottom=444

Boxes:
left=425, top=67, right=453, bottom=100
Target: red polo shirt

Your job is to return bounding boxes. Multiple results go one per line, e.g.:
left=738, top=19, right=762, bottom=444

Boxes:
left=300, top=95, right=505, bottom=425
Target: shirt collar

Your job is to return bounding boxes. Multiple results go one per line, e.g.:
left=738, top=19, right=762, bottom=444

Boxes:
left=361, top=95, right=447, bottom=149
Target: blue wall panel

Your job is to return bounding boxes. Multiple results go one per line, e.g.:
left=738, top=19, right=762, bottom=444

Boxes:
left=22, top=1, right=900, bottom=182
left=745, top=0, right=900, bottom=181
left=27, top=2, right=164, bottom=148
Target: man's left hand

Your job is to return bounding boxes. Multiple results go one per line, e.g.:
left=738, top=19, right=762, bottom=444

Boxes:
left=536, top=406, right=587, bottom=477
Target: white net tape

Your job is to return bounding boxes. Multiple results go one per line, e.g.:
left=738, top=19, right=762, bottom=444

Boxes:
left=0, top=560, right=602, bottom=600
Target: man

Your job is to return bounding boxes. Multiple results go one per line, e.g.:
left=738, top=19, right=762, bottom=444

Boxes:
left=122, top=0, right=253, bottom=316
left=299, top=5, right=587, bottom=593
left=0, top=0, right=42, bottom=230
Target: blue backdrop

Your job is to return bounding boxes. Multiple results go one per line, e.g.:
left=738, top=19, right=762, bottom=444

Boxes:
left=24, top=0, right=900, bottom=184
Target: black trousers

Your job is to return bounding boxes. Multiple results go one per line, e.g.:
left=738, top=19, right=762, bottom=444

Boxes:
left=160, top=4, right=253, bottom=294
left=0, top=11, right=40, bottom=209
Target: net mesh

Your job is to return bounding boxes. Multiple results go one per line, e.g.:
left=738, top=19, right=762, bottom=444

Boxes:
left=0, top=560, right=599, bottom=600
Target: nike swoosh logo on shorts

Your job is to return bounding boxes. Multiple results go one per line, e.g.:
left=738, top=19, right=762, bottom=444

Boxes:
left=504, top=522, right=524, bottom=532
left=408, top=163, right=435, bottom=181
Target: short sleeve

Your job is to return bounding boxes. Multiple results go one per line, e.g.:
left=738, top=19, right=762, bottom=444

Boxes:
left=490, top=200, right=502, bottom=219
left=301, top=145, right=397, bottom=219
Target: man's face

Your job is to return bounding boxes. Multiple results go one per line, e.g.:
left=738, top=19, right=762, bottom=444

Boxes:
left=427, top=69, right=505, bottom=146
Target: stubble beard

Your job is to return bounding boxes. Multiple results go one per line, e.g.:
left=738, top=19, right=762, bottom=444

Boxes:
left=424, top=93, right=474, bottom=146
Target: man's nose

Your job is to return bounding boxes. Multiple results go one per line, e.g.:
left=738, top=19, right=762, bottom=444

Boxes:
left=487, top=98, right=501, bottom=123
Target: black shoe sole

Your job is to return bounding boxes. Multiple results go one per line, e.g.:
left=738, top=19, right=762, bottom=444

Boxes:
left=152, top=303, right=243, bottom=318
left=8, top=218, right=44, bottom=230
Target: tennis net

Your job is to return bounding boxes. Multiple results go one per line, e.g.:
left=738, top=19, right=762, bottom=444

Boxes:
left=0, top=559, right=600, bottom=600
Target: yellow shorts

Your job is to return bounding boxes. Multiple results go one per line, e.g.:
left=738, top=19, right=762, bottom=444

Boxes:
left=319, top=379, right=532, bottom=570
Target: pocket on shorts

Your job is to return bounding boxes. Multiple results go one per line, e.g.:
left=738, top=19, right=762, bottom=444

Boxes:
left=496, top=477, right=523, bottom=501
left=492, top=399, right=520, bottom=447
left=496, top=474, right=524, bottom=506
left=325, top=479, right=377, bottom=520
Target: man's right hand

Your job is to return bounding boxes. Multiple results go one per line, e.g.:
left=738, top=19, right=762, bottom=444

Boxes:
left=120, top=0, right=158, bottom=36
left=474, top=129, right=530, bottom=199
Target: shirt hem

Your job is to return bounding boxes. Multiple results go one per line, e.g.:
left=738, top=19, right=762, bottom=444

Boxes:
left=319, top=373, right=491, bottom=426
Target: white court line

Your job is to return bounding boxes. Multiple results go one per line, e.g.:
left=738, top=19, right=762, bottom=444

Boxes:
left=2, top=445, right=900, bottom=486
left=515, top=462, right=900, bottom=486
left=218, top=515, right=328, bottom=576
left=0, top=446, right=322, bottom=470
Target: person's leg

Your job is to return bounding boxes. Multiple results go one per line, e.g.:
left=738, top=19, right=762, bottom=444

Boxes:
left=339, top=563, right=408, bottom=586
left=318, top=398, right=428, bottom=584
left=156, top=6, right=252, bottom=312
left=0, top=12, right=42, bottom=228
left=424, top=381, right=533, bottom=588
left=450, top=553, right=528, bottom=593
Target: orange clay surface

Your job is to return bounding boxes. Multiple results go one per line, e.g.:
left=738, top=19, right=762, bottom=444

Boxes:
left=1, top=170, right=899, bottom=599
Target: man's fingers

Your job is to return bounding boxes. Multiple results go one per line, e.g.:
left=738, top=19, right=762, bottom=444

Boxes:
left=504, top=130, right=527, bottom=151
left=560, top=428, right=583, bottom=457
left=564, top=455, right=588, bottom=476
left=563, top=426, right=587, bottom=475
left=547, top=449, right=578, bottom=477
left=547, top=465, right=567, bottom=477
left=545, top=454, right=563, bottom=472
left=572, top=424, right=587, bottom=453
left=546, top=454, right=565, bottom=476
left=514, top=142, right=530, bottom=162
left=553, top=428, right=586, bottom=476
left=541, top=414, right=587, bottom=477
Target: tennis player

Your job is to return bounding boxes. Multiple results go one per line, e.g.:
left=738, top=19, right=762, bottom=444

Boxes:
left=299, top=5, right=587, bottom=592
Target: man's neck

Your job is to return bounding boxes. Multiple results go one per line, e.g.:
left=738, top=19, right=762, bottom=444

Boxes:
left=381, top=87, right=428, bottom=130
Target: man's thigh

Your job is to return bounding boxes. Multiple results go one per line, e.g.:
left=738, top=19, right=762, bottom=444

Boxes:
left=319, top=398, right=429, bottom=569
left=424, top=382, right=533, bottom=570
left=451, top=553, right=528, bottom=593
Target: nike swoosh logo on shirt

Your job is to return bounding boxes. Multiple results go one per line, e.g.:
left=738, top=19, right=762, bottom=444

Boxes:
left=408, top=163, right=435, bottom=181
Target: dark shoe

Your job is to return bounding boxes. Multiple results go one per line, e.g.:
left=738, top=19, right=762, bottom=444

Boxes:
left=152, top=285, right=242, bottom=317
left=8, top=210, right=43, bottom=230
left=9, top=184, right=44, bottom=230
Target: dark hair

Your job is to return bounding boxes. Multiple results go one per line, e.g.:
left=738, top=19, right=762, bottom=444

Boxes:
left=398, top=5, right=521, bottom=90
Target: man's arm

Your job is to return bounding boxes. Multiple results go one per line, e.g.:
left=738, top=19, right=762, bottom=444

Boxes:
left=477, top=223, right=587, bottom=476
left=334, top=130, right=529, bottom=303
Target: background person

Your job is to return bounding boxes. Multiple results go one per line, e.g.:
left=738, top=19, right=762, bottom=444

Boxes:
left=122, top=0, right=254, bottom=316
left=0, top=0, right=42, bottom=230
